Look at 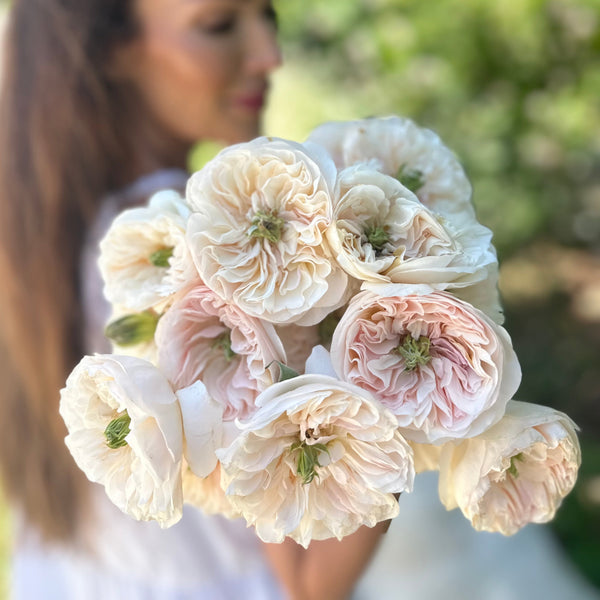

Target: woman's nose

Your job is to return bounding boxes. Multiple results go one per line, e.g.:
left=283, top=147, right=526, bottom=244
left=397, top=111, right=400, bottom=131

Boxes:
left=244, top=21, right=282, bottom=76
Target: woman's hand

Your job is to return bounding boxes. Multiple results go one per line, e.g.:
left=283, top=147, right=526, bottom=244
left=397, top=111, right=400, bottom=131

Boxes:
left=263, top=516, right=393, bottom=600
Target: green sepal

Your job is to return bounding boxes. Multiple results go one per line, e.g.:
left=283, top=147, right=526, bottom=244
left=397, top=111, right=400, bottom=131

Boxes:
left=273, top=361, right=300, bottom=382
left=105, top=310, right=159, bottom=346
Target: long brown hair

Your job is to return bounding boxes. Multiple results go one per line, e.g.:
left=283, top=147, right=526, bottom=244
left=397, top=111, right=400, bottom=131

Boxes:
left=0, top=0, right=139, bottom=542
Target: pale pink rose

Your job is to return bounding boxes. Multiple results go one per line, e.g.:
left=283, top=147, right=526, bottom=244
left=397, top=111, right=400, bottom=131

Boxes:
left=156, top=282, right=286, bottom=421
left=330, top=291, right=521, bottom=443
left=438, top=401, right=581, bottom=535
left=185, top=137, right=348, bottom=325
left=217, top=374, right=414, bottom=548
left=326, top=164, right=498, bottom=314
left=306, top=116, right=474, bottom=219
left=275, top=323, right=321, bottom=373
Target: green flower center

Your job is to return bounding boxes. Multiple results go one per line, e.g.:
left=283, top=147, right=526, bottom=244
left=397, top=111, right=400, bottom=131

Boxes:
left=290, top=435, right=329, bottom=485
left=248, top=209, right=285, bottom=243
left=212, top=330, right=236, bottom=362
left=364, top=224, right=390, bottom=254
left=149, top=246, right=174, bottom=267
left=105, top=412, right=131, bottom=449
left=395, top=335, right=432, bottom=371
left=507, top=452, right=525, bottom=478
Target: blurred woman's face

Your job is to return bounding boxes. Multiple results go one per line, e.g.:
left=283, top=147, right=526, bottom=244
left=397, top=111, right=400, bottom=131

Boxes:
left=122, top=0, right=281, bottom=149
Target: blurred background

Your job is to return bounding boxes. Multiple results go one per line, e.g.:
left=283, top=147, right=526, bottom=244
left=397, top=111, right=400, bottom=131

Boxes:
left=1, top=0, right=599, bottom=597
left=260, top=0, right=600, bottom=592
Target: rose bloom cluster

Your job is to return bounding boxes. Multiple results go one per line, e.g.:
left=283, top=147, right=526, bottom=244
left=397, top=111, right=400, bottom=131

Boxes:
left=60, top=116, right=580, bottom=547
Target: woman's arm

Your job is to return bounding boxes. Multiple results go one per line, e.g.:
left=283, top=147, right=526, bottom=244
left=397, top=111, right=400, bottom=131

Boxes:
left=263, top=518, right=392, bottom=600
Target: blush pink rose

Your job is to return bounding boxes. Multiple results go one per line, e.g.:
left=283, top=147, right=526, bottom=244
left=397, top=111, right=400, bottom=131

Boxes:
left=330, top=291, right=521, bottom=443
left=438, top=401, right=581, bottom=535
left=155, top=282, right=286, bottom=420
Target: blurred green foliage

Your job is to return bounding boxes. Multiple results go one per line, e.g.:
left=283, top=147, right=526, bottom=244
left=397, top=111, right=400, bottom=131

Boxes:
left=273, top=0, right=600, bottom=257
left=270, top=0, right=600, bottom=589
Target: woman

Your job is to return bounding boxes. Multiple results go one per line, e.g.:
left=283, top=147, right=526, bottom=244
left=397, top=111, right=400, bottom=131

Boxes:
left=0, top=0, right=390, bottom=598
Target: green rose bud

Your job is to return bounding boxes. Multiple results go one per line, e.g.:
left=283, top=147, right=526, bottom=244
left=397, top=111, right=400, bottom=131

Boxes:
left=105, top=310, right=159, bottom=346
left=104, top=412, right=131, bottom=449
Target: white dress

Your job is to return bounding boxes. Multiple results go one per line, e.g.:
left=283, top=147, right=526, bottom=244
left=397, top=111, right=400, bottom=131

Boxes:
left=11, top=169, right=285, bottom=600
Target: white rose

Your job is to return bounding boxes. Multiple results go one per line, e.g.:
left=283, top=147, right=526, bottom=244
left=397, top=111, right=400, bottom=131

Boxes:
left=99, top=190, right=198, bottom=312
left=59, top=354, right=184, bottom=527
left=185, top=137, right=348, bottom=325
left=217, top=374, right=414, bottom=548
left=438, top=400, right=581, bottom=535
left=306, top=116, right=474, bottom=219
left=327, top=164, right=498, bottom=313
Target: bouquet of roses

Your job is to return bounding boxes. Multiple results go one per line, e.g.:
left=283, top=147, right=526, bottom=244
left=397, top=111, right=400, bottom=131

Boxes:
left=59, top=116, right=581, bottom=547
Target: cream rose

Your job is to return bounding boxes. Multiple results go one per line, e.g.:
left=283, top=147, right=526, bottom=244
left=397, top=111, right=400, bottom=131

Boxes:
left=327, top=164, right=498, bottom=310
left=437, top=400, right=581, bottom=535
left=409, top=441, right=443, bottom=473
left=59, top=354, right=184, bottom=527
left=330, top=291, right=521, bottom=443
left=306, top=116, right=474, bottom=219
left=183, top=463, right=241, bottom=519
left=156, top=282, right=286, bottom=421
left=217, top=374, right=414, bottom=548
left=99, top=190, right=198, bottom=312
left=185, top=137, right=348, bottom=325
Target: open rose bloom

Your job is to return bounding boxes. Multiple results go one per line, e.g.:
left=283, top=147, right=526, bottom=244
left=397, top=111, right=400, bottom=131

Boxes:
left=186, top=137, right=348, bottom=325
left=59, top=355, right=184, bottom=527
left=438, top=401, right=581, bottom=535
left=306, top=115, right=475, bottom=220
left=99, top=190, right=197, bottom=313
left=327, top=164, right=498, bottom=305
left=217, top=374, right=414, bottom=548
left=60, top=115, right=581, bottom=545
left=156, top=282, right=286, bottom=420
left=331, top=291, right=521, bottom=443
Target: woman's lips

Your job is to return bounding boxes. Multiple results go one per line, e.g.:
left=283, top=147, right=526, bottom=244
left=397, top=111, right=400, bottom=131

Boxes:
left=233, top=91, right=266, bottom=113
